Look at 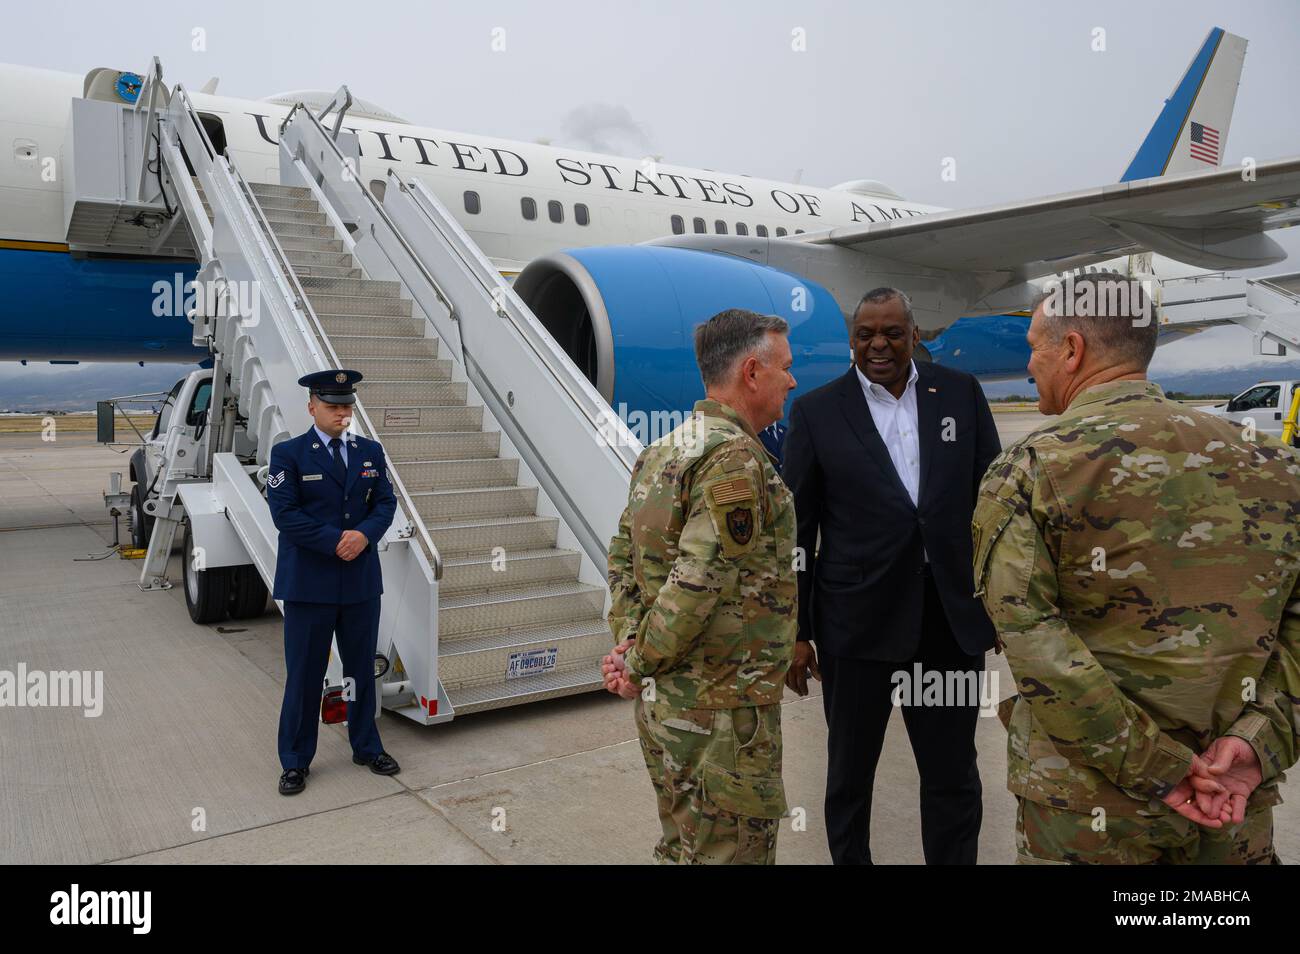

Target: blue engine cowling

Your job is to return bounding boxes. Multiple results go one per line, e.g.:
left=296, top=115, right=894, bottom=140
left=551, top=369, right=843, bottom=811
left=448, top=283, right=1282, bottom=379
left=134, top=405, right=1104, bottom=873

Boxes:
left=513, top=246, right=850, bottom=426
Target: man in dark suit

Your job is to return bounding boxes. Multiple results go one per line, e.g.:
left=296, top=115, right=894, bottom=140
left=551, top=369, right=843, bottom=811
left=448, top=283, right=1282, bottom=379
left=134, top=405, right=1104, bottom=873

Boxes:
left=782, top=288, right=1000, bottom=864
left=267, top=369, right=400, bottom=795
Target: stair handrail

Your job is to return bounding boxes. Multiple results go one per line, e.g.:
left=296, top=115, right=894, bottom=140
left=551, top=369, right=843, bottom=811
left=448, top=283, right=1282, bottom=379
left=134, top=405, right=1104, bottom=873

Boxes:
left=402, top=175, right=641, bottom=472
left=278, top=102, right=459, bottom=324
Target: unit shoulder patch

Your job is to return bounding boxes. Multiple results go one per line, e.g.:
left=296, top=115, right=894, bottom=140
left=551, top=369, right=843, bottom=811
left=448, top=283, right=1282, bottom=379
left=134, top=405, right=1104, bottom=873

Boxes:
left=725, top=506, right=754, bottom=545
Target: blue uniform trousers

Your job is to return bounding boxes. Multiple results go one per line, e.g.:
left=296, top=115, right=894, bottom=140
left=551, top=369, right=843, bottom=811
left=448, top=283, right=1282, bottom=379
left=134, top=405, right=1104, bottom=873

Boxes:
left=277, top=597, right=383, bottom=770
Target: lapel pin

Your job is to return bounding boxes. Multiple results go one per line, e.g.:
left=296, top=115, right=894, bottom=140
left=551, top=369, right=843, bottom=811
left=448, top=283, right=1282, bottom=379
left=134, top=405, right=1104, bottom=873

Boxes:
left=312, top=442, right=320, bottom=449
left=927, top=387, right=937, bottom=393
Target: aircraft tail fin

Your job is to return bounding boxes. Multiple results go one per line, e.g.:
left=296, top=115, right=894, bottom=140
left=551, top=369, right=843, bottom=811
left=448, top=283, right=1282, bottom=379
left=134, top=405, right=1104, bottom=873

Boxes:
left=1120, top=27, right=1246, bottom=181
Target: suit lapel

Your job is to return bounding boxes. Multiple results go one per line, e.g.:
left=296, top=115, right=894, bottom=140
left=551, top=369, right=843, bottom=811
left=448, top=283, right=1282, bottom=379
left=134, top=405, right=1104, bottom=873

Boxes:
left=838, top=368, right=913, bottom=506
left=308, top=429, right=346, bottom=488
left=915, top=363, right=941, bottom=506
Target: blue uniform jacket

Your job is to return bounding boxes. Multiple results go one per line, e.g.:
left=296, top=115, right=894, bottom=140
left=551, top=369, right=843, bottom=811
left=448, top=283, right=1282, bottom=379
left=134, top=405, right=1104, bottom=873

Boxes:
left=266, top=429, right=397, bottom=604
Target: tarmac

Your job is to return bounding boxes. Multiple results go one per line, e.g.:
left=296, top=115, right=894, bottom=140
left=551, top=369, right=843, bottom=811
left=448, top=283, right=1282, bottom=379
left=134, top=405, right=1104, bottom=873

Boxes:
left=0, top=409, right=1296, bottom=864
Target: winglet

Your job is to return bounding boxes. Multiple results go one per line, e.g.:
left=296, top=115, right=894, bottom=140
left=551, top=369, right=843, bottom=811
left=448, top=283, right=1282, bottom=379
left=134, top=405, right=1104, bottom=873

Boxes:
left=1120, top=28, right=1246, bottom=181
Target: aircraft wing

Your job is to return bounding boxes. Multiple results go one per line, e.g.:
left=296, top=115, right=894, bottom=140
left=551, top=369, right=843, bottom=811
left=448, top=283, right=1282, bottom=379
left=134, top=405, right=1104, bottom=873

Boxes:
left=803, top=157, right=1300, bottom=279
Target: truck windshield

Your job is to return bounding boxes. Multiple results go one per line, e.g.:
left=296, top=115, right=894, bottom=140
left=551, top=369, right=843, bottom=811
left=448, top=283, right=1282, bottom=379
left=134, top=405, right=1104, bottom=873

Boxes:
left=1227, top=385, right=1280, bottom=413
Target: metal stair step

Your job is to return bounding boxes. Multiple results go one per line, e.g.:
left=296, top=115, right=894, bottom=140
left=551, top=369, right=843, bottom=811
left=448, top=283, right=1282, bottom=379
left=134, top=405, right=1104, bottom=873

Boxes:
left=438, top=580, right=606, bottom=638
left=318, top=313, right=426, bottom=338
left=253, top=196, right=323, bottom=215
left=284, top=248, right=354, bottom=269
left=292, top=263, right=362, bottom=279
left=443, top=661, right=605, bottom=715
left=438, top=622, right=611, bottom=694
left=388, top=457, right=516, bottom=491
left=410, top=485, right=537, bottom=522
left=274, top=234, right=345, bottom=254
left=350, top=357, right=451, bottom=381
left=267, top=208, right=330, bottom=227
left=380, top=429, right=498, bottom=460
left=440, top=547, right=582, bottom=597
left=267, top=220, right=338, bottom=240
left=250, top=181, right=313, bottom=200
left=370, top=405, right=480, bottom=432
left=425, top=515, right=559, bottom=558
left=299, top=276, right=402, bottom=298
left=329, top=335, right=439, bottom=360
left=356, top=380, right=469, bottom=407
left=307, top=293, right=412, bottom=317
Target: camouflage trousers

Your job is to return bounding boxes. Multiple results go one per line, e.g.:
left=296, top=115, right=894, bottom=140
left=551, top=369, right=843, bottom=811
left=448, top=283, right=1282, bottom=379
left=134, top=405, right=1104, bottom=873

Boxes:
left=1016, top=797, right=1281, bottom=865
left=634, top=696, right=787, bottom=864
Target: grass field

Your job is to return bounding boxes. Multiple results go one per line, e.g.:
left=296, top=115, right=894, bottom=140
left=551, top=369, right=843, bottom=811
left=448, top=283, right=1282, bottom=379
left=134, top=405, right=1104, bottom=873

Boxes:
left=0, top=412, right=154, bottom=435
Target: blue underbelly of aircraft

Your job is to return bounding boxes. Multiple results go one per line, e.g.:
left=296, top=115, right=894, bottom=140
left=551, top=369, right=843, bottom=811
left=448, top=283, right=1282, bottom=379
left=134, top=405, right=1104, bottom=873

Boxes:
left=0, top=248, right=202, bottom=362
left=926, top=314, right=1032, bottom=381
left=0, top=247, right=1038, bottom=389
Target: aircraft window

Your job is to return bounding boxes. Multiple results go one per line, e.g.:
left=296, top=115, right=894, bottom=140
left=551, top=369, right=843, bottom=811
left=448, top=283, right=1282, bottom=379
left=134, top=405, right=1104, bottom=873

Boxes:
left=756, top=225, right=768, bottom=237
left=693, top=217, right=706, bottom=233
left=671, top=215, right=685, bottom=235
left=521, top=197, right=537, bottom=220
left=735, top=223, right=748, bottom=236
left=775, top=227, right=787, bottom=237
left=575, top=203, right=590, bottom=226
left=548, top=200, right=564, bottom=223
left=715, top=220, right=728, bottom=234
left=1227, top=385, right=1281, bottom=413
left=464, top=191, right=481, bottom=214
left=795, top=229, right=805, bottom=234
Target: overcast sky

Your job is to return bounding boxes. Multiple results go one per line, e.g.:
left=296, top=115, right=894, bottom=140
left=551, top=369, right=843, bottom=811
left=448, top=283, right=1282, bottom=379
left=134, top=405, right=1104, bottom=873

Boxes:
left=3, top=0, right=1299, bottom=387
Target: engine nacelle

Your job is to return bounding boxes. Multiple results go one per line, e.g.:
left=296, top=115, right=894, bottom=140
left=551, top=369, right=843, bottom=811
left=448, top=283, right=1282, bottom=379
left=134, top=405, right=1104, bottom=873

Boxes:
left=514, top=246, right=850, bottom=427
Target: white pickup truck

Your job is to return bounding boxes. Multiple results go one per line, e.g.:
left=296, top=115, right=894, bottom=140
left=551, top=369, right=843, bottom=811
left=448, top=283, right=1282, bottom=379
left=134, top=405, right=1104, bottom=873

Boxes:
left=1200, top=379, right=1300, bottom=445
left=100, top=368, right=269, bottom=623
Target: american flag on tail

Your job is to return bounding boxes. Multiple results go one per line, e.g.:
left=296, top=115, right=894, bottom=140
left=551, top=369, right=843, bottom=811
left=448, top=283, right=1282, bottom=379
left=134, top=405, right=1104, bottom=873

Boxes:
left=1189, top=121, right=1220, bottom=165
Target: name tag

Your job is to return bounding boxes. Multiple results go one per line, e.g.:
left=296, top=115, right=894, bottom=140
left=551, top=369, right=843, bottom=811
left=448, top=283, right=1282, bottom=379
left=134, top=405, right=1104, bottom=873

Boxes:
left=302, top=474, right=323, bottom=481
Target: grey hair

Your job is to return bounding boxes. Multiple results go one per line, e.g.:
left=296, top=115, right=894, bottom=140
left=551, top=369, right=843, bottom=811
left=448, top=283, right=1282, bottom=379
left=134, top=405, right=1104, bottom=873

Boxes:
left=693, top=308, right=790, bottom=389
left=1031, top=271, right=1159, bottom=368
left=856, top=287, right=914, bottom=325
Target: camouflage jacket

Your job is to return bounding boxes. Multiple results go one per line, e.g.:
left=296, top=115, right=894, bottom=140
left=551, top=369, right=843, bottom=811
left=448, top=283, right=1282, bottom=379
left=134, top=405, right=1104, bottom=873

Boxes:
left=973, top=379, right=1300, bottom=815
left=608, top=399, right=797, bottom=708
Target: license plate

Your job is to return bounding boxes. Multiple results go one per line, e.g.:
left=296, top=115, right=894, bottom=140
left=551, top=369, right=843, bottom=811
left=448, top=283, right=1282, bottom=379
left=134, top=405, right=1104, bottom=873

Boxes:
left=506, top=646, right=558, bottom=679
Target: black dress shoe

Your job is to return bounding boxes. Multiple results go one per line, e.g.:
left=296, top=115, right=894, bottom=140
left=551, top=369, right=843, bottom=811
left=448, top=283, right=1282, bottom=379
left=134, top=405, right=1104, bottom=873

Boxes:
left=353, top=751, right=400, bottom=775
left=279, top=767, right=309, bottom=795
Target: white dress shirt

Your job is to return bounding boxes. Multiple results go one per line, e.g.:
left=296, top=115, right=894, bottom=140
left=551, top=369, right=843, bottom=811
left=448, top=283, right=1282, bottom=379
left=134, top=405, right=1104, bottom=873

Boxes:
left=313, top=425, right=352, bottom=468
left=855, top=360, right=921, bottom=507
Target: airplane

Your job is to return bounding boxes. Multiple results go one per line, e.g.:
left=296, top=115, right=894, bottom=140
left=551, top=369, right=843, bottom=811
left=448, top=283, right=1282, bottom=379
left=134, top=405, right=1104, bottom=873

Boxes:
left=1, top=27, right=1297, bottom=425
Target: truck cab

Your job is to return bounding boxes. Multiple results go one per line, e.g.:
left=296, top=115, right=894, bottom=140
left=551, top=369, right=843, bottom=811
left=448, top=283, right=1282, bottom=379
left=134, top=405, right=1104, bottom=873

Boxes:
left=1202, top=379, right=1300, bottom=444
left=128, top=370, right=214, bottom=548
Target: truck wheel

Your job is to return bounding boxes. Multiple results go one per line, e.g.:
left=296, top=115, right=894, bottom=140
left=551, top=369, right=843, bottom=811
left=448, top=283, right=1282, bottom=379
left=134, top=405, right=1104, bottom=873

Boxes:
left=130, top=483, right=154, bottom=549
left=228, top=565, right=269, bottom=619
left=182, top=520, right=232, bottom=624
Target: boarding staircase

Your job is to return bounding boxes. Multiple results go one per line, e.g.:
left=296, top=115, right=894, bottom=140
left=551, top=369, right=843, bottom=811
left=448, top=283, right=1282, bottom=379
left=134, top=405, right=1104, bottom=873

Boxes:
left=65, top=60, right=640, bottom=722
left=1158, top=273, right=1300, bottom=356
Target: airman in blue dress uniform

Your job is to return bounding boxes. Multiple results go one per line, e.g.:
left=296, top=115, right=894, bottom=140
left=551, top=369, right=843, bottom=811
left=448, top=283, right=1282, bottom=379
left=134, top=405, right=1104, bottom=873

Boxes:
left=268, top=369, right=401, bottom=795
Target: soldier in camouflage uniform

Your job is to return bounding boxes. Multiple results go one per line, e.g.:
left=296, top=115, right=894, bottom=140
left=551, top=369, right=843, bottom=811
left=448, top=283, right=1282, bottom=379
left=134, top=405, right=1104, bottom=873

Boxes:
left=602, top=308, right=799, bottom=865
left=974, top=273, right=1300, bottom=864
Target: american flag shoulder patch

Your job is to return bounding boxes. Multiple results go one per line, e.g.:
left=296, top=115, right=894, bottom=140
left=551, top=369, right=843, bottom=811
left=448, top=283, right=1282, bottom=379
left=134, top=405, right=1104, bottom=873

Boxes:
left=707, top=476, right=754, bottom=506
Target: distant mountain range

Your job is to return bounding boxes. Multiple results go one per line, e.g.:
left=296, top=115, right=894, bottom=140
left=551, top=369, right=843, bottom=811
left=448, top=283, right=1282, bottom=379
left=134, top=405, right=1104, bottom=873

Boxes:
left=2, top=351, right=1297, bottom=412
left=982, top=361, right=1300, bottom=401
left=0, top=363, right=198, bottom=412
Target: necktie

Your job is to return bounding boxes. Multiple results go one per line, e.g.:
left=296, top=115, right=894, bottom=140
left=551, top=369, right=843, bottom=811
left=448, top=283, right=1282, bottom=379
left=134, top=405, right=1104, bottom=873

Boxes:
left=329, top=437, right=346, bottom=482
